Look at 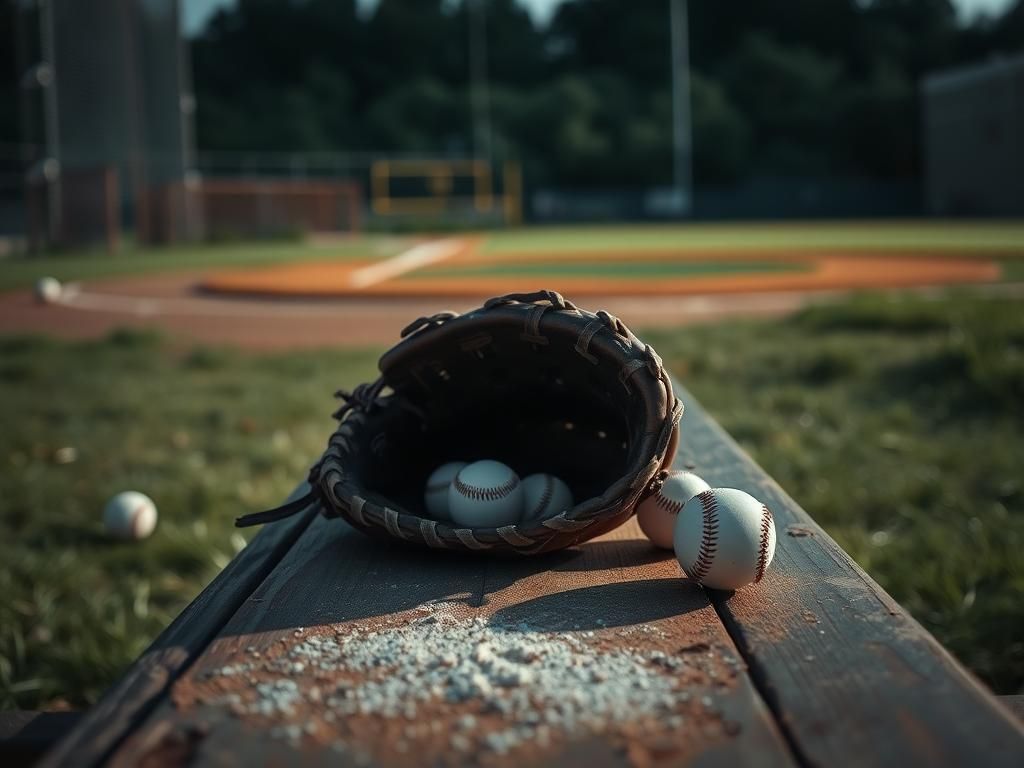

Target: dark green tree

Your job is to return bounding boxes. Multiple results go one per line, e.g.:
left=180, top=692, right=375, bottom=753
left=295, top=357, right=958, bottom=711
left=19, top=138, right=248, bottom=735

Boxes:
left=718, top=31, right=843, bottom=175
left=0, top=1, right=19, bottom=146
left=185, top=0, right=1022, bottom=188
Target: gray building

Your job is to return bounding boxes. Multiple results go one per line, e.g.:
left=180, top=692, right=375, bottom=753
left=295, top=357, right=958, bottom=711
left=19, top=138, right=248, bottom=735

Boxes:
left=922, top=53, right=1024, bottom=217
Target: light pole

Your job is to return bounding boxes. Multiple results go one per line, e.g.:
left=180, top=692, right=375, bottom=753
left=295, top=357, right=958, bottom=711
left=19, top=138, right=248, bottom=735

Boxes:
left=669, top=0, right=693, bottom=216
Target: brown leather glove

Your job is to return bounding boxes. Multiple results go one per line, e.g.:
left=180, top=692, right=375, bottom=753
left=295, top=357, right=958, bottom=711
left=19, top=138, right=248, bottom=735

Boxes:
left=238, top=290, right=681, bottom=555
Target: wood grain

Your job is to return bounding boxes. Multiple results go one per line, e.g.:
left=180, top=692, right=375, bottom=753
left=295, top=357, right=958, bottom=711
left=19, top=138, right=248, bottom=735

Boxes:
left=39, top=486, right=318, bottom=768
left=673, top=385, right=1024, bottom=766
left=1000, top=696, right=1024, bottom=725
left=105, top=507, right=794, bottom=766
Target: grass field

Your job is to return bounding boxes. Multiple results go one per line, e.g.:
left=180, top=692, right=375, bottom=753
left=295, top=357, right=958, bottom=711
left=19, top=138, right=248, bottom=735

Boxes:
left=2, top=221, right=1023, bottom=296
left=0, top=335, right=380, bottom=708
left=1, top=290, right=1022, bottom=708
left=480, top=221, right=1024, bottom=255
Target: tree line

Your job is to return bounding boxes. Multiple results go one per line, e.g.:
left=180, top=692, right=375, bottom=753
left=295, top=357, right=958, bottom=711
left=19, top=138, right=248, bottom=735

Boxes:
left=4, top=1, right=1022, bottom=190
left=191, top=0, right=1022, bottom=189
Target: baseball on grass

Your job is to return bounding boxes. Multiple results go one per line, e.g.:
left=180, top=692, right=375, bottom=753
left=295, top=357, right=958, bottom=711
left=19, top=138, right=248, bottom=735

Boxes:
left=448, top=460, right=524, bottom=528
left=103, top=491, right=158, bottom=540
left=636, top=470, right=710, bottom=549
left=520, top=473, right=574, bottom=523
left=423, top=461, right=467, bottom=521
left=34, top=276, right=62, bottom=304
left=674, top=488, right=776, bottom=590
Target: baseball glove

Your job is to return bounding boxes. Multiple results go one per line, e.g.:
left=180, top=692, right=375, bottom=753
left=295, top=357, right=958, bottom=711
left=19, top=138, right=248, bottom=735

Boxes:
left=237, top=290, right=682, bottom=555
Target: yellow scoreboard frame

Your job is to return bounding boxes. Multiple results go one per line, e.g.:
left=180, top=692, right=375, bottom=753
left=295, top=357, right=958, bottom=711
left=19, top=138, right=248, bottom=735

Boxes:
left=370, top=158, right=521, bottom=224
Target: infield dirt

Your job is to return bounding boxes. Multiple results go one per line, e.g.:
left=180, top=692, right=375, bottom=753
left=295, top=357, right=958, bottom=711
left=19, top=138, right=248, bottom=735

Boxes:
left=201, top=239, right=1000, bottom=299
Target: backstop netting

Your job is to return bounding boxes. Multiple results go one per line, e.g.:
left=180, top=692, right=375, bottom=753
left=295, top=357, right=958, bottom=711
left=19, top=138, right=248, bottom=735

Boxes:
left=19, top=0, right=196, bottom=247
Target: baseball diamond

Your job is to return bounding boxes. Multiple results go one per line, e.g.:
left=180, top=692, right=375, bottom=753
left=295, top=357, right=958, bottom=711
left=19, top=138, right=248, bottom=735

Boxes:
left=5, top=1, right=1024, bottom=763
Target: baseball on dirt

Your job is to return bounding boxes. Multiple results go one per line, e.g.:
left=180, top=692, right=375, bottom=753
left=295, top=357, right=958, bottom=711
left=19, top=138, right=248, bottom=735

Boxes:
left=674, top=488, right=776, bottom=590
left=636, top=470, right=711, bottom=549
left=448, top=460, right=524, bottom=528
left=34, top=276, right=62, bottom=304
left=103, top=491, right=158, bottom=540
left=423, top=461, right=467, bottom=520
left=520, top=473, right=574, bottom=524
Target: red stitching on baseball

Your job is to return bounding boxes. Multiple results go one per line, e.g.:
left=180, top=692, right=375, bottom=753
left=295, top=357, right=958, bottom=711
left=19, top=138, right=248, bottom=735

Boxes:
left=755, top=504, right=773, bottom=583
left=525, top=474, right=554, bottom=520
left=453, top=471, right=519, bottom=502
left=654, top=490, right=683, bottom=515
left=689, top=490, right=719, bottom=583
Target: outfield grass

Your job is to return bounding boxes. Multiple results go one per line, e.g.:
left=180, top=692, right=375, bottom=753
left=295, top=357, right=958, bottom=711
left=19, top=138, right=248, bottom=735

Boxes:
left=2, top=292, right=1023, bottom=709
left=481, top=221, right=1024, bottom=255
left=2, top=222, right=1021, bottom=299
left=0, top=236, right=408, bottom=294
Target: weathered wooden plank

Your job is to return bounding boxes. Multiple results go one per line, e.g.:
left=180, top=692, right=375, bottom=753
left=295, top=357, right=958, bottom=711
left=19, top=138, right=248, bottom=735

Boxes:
left=673, top=384, right=1024, bottom=767
left=39, top=485, right=318, bottom=768
left=1001, top=696, right=1024, bottom=725
left=106, top=502, right=795, bottom=766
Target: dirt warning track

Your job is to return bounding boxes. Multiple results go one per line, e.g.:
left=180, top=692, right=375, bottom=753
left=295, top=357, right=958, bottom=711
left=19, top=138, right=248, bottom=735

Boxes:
left=0, top=274, right=826, bottom=350
left=0, top=236, right=1006, bottom=351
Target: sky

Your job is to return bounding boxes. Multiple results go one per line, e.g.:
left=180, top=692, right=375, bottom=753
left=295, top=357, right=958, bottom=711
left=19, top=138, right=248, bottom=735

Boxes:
left=182, top=0, right=1018, bottom=36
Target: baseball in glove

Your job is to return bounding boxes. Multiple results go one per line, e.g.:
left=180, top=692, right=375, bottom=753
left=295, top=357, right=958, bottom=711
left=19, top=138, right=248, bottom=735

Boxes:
left=236, top=290, right=682, bottom=555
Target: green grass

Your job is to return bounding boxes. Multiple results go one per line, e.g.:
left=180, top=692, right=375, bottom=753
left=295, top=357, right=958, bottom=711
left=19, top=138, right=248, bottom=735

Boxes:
left=0, top=236, right=409, bottom=294
left=481, top=221, right=1024, bottom=255
left=2, top=291, right=1023, bottom=709
left=4, top=221, right=1022, bottom=298
left=0, top=332, right=380, bottom=708
left=1000, top=259, right=1024, bottom=282
left=410, top=260, right=805, bottom=280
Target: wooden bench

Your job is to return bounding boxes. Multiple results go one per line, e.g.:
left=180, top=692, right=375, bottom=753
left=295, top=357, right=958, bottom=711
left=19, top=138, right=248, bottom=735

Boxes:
left=39, top=383, right=1024, bottom=767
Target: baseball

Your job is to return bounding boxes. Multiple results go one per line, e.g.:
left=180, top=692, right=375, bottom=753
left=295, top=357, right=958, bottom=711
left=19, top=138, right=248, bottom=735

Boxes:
left=448, top=460, right=524, bottom=528
left=34, top=276, right=62, bottom=304
left=674, top=488, right=776, bottom=590
left=520, top=473, right=574, bottom=524
left=103, top=491, right=158, bottom=540
left=423, top=461, right=467, bottom=520
left=636, top=470, right=710, bottom=549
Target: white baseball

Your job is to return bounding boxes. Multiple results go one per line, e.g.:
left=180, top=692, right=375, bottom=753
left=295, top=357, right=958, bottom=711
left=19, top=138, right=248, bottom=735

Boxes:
left=423, top=461, right=467, bottom=520
left=674, top=488, right=776, bottom=590
left=635, top=471, right=710, bottom=549
left=448, top=460, right=524, bottom=528
left=34, top=276, right=62, bottom=304
left=520, top=473, right=574, bottom=524
left=103, top=491, right=158, bottom=540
